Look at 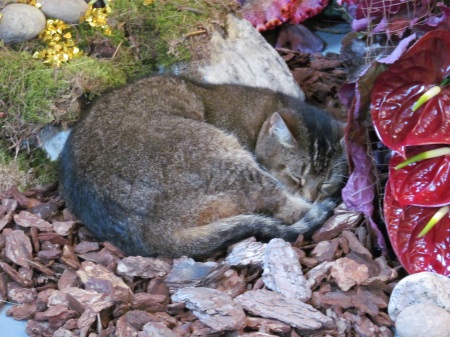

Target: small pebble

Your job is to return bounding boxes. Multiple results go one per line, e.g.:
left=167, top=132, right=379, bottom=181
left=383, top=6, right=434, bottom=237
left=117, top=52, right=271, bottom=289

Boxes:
left=395, top=303, right=450, bottom=337
left=0, top=3, right=46, bottom=44
left=39, top=0, right=88, bottom=24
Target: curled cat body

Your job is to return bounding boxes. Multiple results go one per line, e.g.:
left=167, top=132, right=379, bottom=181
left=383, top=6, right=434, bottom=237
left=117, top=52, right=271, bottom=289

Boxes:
left=59, top=75, right=347, bottom=258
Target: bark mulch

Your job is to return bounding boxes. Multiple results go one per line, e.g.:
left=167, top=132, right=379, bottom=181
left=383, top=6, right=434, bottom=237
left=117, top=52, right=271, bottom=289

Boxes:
left=0, top=184, right=400, bottom=337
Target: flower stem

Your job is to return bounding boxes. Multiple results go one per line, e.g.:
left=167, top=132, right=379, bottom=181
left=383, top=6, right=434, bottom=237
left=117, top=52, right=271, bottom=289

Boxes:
left=412, top=86, right=441, bottom=112
left=418, top=205, right=449, bottom=238
left=394, top=147, right=450, bottom=170
left=440, top=75, right=450, bottom=87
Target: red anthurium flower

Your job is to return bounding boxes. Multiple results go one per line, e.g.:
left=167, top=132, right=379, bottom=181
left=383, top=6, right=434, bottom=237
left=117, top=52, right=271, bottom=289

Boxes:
left=389, top=145, right=450, bottom=207
left=371, top=29, right=450, bottom=156
left=384, top=183, right=450, bottom=275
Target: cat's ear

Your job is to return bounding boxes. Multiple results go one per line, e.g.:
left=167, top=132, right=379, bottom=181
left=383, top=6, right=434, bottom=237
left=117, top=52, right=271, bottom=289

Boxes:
left=269, top=112, right=297, bottom=148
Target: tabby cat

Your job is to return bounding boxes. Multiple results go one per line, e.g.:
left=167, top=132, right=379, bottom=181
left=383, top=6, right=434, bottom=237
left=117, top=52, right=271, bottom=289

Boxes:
left=59, top=75, right=347, bottom=258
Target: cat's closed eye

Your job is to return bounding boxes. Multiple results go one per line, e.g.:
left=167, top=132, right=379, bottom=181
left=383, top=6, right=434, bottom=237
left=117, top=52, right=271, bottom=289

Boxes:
left=287, top=171, right=305, bottom=187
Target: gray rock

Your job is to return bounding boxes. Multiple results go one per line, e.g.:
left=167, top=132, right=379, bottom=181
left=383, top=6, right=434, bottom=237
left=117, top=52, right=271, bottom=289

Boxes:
left=0, top=4, right=46, bottom=44
left=39, top=0, right=88, bottom=24
left=396, top=303, right=450, bottom=337
left=262, top=238, right=311, bottom=301
left=388, top=271, right=450, bottom=320
left=198, top=14, right=304, bottom=100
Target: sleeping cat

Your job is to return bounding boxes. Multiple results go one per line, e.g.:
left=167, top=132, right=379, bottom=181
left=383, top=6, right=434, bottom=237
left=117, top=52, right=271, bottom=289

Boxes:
left=59, top=75, right=347, bottom=258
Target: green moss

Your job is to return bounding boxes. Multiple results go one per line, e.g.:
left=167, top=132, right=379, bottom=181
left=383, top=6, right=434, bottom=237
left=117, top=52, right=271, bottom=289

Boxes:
left=0, top=0, right=233, bottom=189
left=149, top=0, right=232, bottom=66
left=0, top=50, right=66, bottom=124
left=0, top=144, right=57, bottom=191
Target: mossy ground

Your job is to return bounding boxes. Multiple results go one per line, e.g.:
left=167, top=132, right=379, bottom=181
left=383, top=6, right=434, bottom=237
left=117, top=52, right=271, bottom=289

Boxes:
left=0, top=0, right=234, bottom=190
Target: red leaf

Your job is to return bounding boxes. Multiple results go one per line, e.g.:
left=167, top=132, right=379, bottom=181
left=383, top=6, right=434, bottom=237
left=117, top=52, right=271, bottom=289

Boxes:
left=240, top=0, right=329, bottom=31
left=389, top=146, right=450, bottom=207
left=371, top=29, right=450, bottom=155
left=384, top=183, right=450, bottom=275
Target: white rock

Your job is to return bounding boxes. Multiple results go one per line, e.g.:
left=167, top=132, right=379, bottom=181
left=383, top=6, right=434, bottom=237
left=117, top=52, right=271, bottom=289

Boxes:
left=388, top=271, right=450, bottom=320
left=198, top=14, right=304, bottom=100
left=396, top=303, right=450, bottom=337
left=0, top=4, right=46, bottom=44
left=39, top=0, right=88, bottom=24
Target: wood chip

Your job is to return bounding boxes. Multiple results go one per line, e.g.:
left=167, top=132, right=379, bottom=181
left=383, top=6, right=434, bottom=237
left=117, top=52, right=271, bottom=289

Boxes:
left=141, top=321, right=180, bottom=337
left=58, top=269, right=80, bottom=291
left=165, top=257, right=221, bottom=293
left=14, top=211, right=54, bottom=231
left=0, top=199, right=16, bottom=231
left=172, top=287, right=246, bottom=332
left=310, top=238, right=339, bottom=262
left=7, top=282, right=37, bottom=303
left=235, top=289, right=333, bottom=331
left=74, top=241, right=100, bottom=254
left=77, top=261, right=133, bottom=303
left=312, top=208, right=363, bottom=242
left=330, top=257, right=370, bottom=291
left=27, top=259, right=56, bottom=276
left=29, top=202, right=59, bottom=220
left=6, top=303, right=38, bottom=320
left=63, top=287, right=112, bottom=314
left=5, top=230, right=33, bottom=268
left=341, top=231, right=372, bottom=258
left=52, top=221, right=76, bottom=236
left=0, top=262, right=33, bottom=287
left=246, top=317, right=292, bottom=334
left=131, top=292, right=168, bottom=312
left=225, top=238, right=266, bottom=267
left=262, top=238, right=311, bottom=301
left=116, top=256, right=172, bottom=278
left=305, top=261, right=334, bottom=289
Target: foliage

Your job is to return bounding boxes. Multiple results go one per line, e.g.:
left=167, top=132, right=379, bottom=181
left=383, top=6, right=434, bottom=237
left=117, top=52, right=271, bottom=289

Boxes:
left=371, top=30, right=450, bottom=155
left=340, top=1, right=450, bottom=273
left=370, top=30, right=450, bottom=275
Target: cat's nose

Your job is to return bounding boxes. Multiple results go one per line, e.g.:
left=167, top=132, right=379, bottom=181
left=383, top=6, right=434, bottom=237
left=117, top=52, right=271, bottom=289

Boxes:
left=303, top=187, right=318, bottom=203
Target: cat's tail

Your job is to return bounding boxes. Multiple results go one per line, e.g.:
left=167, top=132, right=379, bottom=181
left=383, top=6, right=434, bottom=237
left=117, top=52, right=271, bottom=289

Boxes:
left=169, top=199, right=336, bottom=258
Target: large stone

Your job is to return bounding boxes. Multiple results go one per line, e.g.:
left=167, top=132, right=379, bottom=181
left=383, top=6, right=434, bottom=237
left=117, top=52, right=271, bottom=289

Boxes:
left=39, top=0, right=88, bottom=24
left=388, top=271, right=450, bottom=320
left=0, top=4, right=46, bottom=44
left=197, top=14, right=304, bottom=100
left=395, top=303, right=450, bottom=337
